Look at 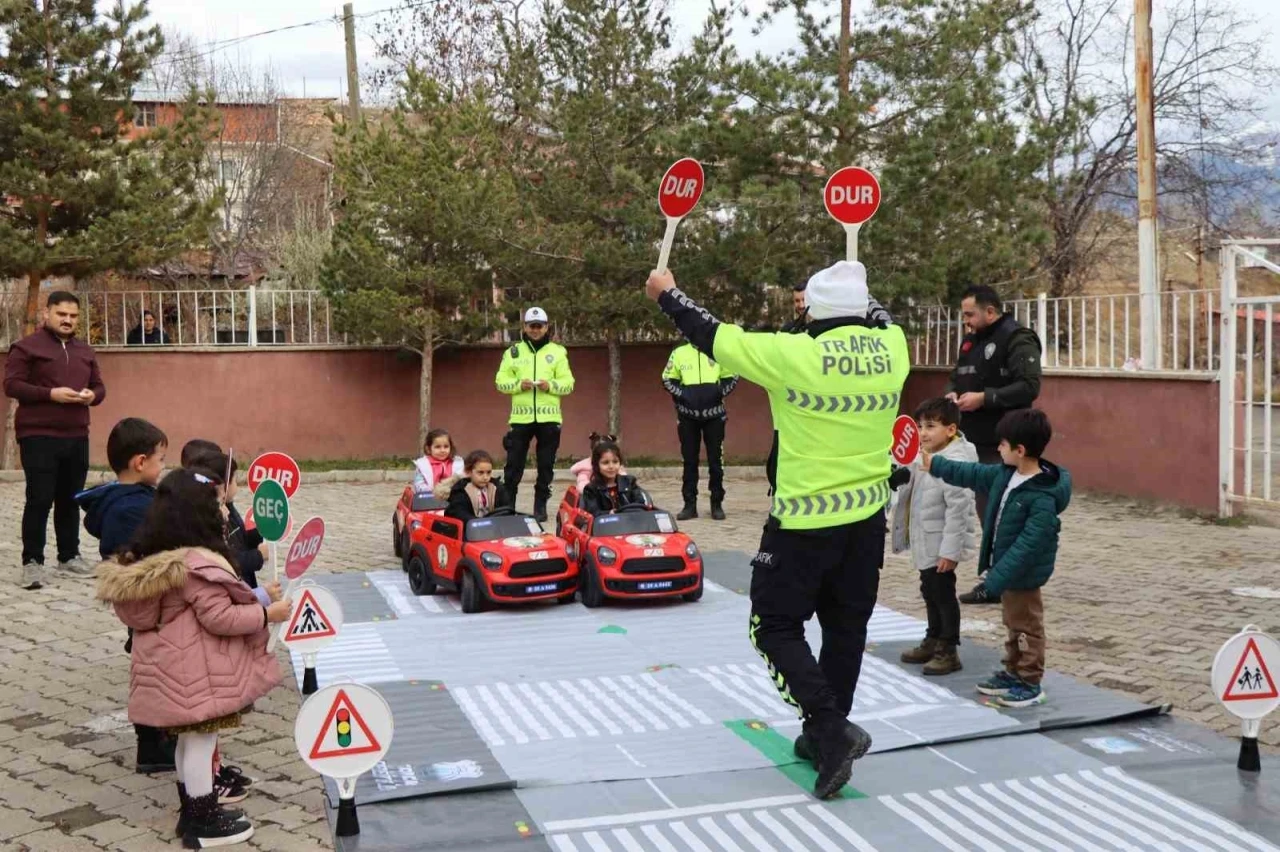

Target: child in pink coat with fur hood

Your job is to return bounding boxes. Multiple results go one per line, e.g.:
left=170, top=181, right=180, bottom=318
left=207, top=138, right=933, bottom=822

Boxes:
left=97, top=469, right=292, bottom=850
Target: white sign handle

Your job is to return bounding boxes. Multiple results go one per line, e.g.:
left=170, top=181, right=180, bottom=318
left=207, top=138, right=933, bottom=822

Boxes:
left=265, top=578, right=302, bottom=653
left=656, top=216, right=680, bottom=272
left=271, top=541, right=279, bottom=583
left=845, top=223, right=861, bottom=263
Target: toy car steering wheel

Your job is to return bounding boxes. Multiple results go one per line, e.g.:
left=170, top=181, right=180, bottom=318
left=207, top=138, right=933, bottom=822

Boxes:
left=485, top=506, right=517, bottom=518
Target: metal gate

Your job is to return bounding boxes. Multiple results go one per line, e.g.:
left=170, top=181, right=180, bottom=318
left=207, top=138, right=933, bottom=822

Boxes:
left=1218, top=240, right=1280, bottom=516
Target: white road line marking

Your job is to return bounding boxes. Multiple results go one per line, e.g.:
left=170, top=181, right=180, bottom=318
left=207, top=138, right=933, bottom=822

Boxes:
left=723, top=812, right=774, bottom=852
left=542, top=796, right=811, bottom=833
left=641, top=673, right=714, bottom=725
left=615, top=744, right=645, bottom=768
left=1003, top=778, right=1139, bottom=851
left=497, top=681, right=552, bottom=740
left=1026, top=776, right=1176, bottom=851
left=698, top=816, right=746, bottom=852
left=451, top=687, right=505, bottom=746
left=540, top=681, right=601, bottom=737
left=640, top=824, right=681, bottom=852
left=905, top=791, right=1002, bottom=849
left=927, top=746, right=976, bottom=773
left=806, top=806, right=880, bottom=852
left=518, top=682, right=576, bottom=739
left=560, top=679, right=624, bottom=736
left=645, top=778, right=676, bottom=809
left=475, top=684, right=528, bottom=744
left=950, top=785, right=1073, bottom=852
left=881, top=795, right=969, bottom=852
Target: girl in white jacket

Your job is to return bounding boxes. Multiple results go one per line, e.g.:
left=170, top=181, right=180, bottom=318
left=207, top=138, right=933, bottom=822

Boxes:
left=413, top=429, right=465, bottom=493
left=891, top=398, right=978, bottom=675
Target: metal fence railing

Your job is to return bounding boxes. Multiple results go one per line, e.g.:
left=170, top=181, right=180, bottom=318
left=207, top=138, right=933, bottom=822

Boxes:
left=904, top=290, right=1219, bottom=373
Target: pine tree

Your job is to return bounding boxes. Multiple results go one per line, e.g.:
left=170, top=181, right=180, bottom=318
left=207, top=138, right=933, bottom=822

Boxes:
left=321, top=72, right=512, bottom=449
left=0, top=0, right=217, bottom=325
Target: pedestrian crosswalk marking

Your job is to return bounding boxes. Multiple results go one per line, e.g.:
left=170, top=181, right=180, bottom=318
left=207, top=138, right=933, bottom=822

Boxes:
left=286, top=623, right=401, bottom=689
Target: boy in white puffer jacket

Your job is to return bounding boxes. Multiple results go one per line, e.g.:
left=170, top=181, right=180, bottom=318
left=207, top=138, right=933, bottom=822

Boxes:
left=891, top=397, right=978, bottom=675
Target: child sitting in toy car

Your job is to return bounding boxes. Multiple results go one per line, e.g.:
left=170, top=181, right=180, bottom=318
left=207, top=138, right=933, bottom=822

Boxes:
left=570, top=431, right=628, bottom=489
left=580, top=440, right=651, bottom=516
left=445, top=450, right=514, bottom=522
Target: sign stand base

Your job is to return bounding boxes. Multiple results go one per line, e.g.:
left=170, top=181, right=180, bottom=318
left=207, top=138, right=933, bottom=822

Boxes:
left=303, top=652, right=318, bottom=695
left=335, top=776, right=359, bottom=837
left=1239, top=718, right=1262, bottom=772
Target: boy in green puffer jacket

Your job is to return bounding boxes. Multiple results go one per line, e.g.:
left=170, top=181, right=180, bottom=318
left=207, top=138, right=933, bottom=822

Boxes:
left=921, top=409, right=1071, bottom=708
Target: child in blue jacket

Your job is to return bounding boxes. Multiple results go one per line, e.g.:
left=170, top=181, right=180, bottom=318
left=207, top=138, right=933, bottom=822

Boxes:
left=922, top=408, right=1071, bottom=708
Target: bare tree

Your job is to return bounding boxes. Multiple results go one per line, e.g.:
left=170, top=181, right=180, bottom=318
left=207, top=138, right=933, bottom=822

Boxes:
left=1016, top=0, right=1278, bottom=296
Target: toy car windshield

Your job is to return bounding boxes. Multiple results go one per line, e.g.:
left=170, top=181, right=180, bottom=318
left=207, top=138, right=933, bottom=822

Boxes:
left=411, top=492, right=448, bottom=512
left=465, top=515, right=546, bottom=542
left=591, top=511, right=677, bottom=536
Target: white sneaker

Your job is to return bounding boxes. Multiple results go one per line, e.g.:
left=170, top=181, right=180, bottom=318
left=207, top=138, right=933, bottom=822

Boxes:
left=56, top=557, right=94, bottom=577
left=21, top=562, right=44, bottom=590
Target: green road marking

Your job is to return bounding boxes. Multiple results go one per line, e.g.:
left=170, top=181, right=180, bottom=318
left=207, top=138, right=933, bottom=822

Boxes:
left=597, top=625, right=627, bottom=635
left=725, top=719, right=866, bottom=800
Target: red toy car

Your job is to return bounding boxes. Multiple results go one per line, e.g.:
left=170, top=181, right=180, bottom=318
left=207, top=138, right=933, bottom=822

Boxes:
left=392, top=486, right=447, bottom=569
left=402, top=506, right=577, bottom=613
left=556, top=486, right=703, bottom=607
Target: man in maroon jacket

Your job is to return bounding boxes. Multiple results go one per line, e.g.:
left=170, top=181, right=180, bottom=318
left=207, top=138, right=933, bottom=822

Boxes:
left=4, top=292, right=106, bottom=589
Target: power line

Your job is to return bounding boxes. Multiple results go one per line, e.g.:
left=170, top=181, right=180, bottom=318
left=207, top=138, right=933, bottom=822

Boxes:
left=147, top=0, right=433, bottom=69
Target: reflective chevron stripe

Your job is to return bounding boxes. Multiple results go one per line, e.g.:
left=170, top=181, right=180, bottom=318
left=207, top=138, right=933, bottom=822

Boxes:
left=771, top=481, right=890, bottom=519
left=783, top=389, right=899, bottom=414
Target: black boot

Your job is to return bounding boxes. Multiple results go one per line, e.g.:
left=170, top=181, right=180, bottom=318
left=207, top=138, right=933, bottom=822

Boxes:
left=136, top=725, right=176, bottom=774
left=182, top=791, right=253, bottom=849
left=176, top=783, right=243, bottom=838
left=813, top=717, right=873, bottom=800
left=793, top=720, right=820, bottom=765
left=677, top=502, right=698, bottom=521
left=533, top=499, right=548, bottom=523
left=710, top=500, right=726, bottom=521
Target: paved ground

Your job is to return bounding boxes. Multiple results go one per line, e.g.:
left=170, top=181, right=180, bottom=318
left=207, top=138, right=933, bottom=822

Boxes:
left=1, top=474, right=1279, bottom=850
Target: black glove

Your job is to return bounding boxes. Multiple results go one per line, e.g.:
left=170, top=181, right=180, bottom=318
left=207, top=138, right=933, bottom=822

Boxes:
left=888, top=465, right=911, bottom=491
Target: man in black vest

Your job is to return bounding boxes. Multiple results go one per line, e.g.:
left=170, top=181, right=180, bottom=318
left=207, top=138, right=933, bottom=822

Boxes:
left=945, top=285, right=1042, bottom=602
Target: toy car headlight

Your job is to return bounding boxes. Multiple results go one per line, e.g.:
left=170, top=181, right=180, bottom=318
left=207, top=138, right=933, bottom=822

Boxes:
left=685, top=542, right=700, bottom=560
left=597, top=546, right=618, bottom=566
left=480, top=551, right=504, bottom=570
left=410, top=520, right=421, bottom=531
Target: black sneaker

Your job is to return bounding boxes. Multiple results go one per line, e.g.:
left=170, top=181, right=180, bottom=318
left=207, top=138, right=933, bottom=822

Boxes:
left=217, top=764, right=256, bottom=790
left=959, top=583, right=998, bottom=605
left=182, top=791, right=253, bottom=849
left=677, top=504, right=698, bottom=521
left=793, top=730, right=817, bottom=764
left=215, top=772, right=249, bottom=805
left=813, top=720, right=873, bottom=800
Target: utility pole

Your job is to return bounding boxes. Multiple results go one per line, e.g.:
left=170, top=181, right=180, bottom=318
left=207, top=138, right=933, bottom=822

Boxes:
left=343, top=3, right=361, bottom=125
left=1135, top=0, right=1161, bottom=368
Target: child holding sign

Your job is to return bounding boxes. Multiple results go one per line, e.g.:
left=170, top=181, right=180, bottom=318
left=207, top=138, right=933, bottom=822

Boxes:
left=890, top=398, right=977, bottom=676
left=96, top=470, right=292, bottom=848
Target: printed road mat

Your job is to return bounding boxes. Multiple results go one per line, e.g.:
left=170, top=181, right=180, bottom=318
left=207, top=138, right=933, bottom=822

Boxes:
left=296, top=555, right=1278, bottom=849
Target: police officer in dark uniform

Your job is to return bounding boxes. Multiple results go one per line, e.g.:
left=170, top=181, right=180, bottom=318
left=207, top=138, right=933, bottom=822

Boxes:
left=945, top=285, right=1042, bottom=602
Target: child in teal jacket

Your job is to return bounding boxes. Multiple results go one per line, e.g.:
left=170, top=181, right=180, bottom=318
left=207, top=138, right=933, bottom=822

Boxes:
left=923, top=408, right=1071, bottom=708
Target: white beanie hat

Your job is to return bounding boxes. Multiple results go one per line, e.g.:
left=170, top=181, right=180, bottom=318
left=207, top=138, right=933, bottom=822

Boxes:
left=804, top=261, right=870, bottom=320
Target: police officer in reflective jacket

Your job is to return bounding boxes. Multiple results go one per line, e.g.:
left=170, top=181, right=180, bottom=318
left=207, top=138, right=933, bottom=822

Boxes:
left=646, top=261, right=908, bottom=800
left=494, top=307, right=576, bottom=521
left=662, top=343, right=738, bottom=521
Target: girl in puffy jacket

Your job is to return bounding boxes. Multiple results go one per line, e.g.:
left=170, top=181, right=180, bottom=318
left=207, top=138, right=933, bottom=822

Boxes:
left=96, top=469, right=292, bottom=849
left=570, top=431, right=626, bottom=489
left=414, top=428, right=465, bottom=493
left=581, top=440, right=650, bottom=516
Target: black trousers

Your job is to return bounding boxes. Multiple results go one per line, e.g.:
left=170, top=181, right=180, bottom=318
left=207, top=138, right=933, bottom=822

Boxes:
left=20, top=436, right=89, bottom=565
left=749, top=510, right=885, bottom=722
left=503, top=422, right=561, bottom=506
left=920, top=567, right=961, bottom=645
left=973, top=443, right=1002, bottom=521
left=677, top=415, right=726, bottom=504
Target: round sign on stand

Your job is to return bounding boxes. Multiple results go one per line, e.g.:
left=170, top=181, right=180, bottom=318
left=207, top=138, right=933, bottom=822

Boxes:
left=656, top=158, right=705, bottom=272
left=253, top=478, right=291, bottom=584
left=248, top=451, right=301, bottom=498
left=280, top=581, right=345, bottom=695
left=823, top=167, right=882, bottom=262
left=266, top=519, right=328, bottom=655
left=295, top=682, right=393, bottom=837
left=891, top=415, right=921, bottom=466
left=1210, top=625, right=1280, bottom=771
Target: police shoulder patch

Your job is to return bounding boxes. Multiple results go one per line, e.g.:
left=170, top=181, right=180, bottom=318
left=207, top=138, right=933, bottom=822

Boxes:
left=509, top=345, right=520, bottom=358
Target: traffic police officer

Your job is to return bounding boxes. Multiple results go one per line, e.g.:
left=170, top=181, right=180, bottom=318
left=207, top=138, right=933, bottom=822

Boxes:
left=662, top=342, right=738, bottom=521
left=494, top=307, right=575, bottom=521
left=646, top=261, right=908, bottom=800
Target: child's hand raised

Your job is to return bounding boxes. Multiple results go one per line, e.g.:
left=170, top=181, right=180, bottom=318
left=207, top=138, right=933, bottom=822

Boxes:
left=919, top=451, right=933, bottom=472
left=266, top=598, right=293, bottom=624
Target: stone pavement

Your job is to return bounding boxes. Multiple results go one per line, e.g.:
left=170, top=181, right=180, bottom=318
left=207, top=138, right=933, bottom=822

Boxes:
left=1, top=474, right=1278, bottom=850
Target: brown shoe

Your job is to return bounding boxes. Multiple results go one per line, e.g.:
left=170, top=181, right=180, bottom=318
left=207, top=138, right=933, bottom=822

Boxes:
left=900, top=638, right=938, bottom=664
left=923, top=646, right=963, bottom=676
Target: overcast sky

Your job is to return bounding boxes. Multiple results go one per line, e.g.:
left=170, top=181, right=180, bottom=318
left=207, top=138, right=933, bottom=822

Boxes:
left=140, top=0, right=1280, bottom=120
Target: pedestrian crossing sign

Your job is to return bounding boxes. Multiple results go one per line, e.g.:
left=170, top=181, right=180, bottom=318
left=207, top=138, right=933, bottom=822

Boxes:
left=1212, top=629, right=1280, bottom=720
left=285, top=589, right=337, bottom=642
left=1221, top=637, right=1279, bottom=702
left=309, top=689, right=383, bottom=760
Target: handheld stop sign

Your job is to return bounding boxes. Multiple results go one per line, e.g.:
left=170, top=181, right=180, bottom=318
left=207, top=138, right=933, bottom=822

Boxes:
left=656, top=158, right=705, bottom=272
left=892, top=415, right=920, bottom=466
left=248, top=451, right=301, bottom=498
left=824, top=167, right=882, bottom=263
left=285, top=517, right=326, bottom=580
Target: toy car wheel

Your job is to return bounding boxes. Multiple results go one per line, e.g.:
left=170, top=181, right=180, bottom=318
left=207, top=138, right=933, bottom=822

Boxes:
left=579, top=555, right=605, bottom=609
left=399, top=531, right=412, bottom=571
left=407, top=554, right=437, bottom=596
left=392, top=516, right=403, bottom=558
left=461, top=568, right=487, bottom=614
left=682, top=577, right=704, bottom=603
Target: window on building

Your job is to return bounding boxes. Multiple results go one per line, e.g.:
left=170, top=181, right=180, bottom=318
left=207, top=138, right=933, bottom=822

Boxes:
left=134, top=104, right=156, bottom=128
left=219, top=159, right=239, bottom=183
